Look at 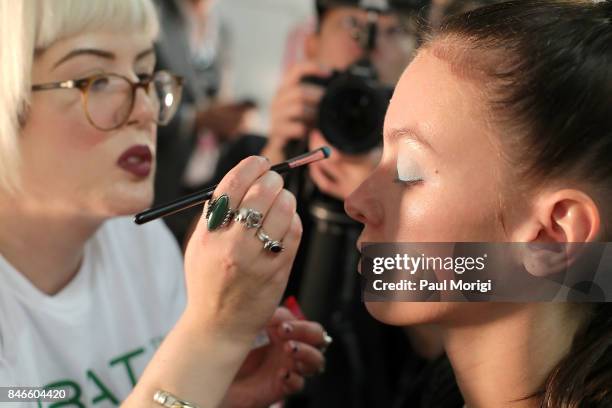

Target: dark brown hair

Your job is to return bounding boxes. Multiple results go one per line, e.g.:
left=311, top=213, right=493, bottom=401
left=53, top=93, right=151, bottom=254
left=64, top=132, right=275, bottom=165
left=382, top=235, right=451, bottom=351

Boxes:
left=542, top=303, right=612, bottom=407
left=431, top=1, right=612, bottom=406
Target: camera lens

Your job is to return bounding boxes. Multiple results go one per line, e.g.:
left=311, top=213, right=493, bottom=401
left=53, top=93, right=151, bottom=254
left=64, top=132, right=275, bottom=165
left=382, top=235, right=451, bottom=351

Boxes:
left=318, top=73, right=391, bottom=155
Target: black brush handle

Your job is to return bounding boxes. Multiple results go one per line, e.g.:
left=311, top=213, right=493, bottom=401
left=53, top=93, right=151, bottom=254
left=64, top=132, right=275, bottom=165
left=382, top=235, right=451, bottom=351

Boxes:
left=133, top=147, right=329, bottom=225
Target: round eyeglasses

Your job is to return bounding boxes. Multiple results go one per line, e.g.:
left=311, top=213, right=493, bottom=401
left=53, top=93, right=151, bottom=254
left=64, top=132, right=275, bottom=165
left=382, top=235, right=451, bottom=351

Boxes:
left=31, top=71, right=184, bottom=131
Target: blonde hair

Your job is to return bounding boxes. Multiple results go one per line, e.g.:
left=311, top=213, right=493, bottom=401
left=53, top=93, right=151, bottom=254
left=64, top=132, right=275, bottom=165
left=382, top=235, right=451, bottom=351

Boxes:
left=0, top=0, right=159, bottom=192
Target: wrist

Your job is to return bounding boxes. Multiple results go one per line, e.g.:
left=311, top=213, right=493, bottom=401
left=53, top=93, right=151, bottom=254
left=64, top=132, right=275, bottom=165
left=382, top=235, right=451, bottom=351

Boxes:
left=125, top=314, right=253, bottom=408
left=179, top=308, right=258, bottom=351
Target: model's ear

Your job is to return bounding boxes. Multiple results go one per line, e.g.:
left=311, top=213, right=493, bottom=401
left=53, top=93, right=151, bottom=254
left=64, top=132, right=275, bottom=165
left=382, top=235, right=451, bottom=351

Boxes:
left=511, top=189, right=601, bottom=277
left=304, top=32, right=319, bottom=60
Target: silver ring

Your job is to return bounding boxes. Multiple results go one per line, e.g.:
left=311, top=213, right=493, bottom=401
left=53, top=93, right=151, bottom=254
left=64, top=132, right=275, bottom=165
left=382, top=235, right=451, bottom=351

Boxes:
left=320, top=331, right=333, bottom=354
left=233, top=207, right=264, bottom=229
left=153, top=390, right=199, bottom=408
left=256, top=228, right=284, bottom=253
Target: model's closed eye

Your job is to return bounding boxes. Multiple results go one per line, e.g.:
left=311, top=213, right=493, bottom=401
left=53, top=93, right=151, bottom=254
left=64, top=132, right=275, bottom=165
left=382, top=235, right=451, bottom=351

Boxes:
left=393, top=175, right=423, bottom=186
left=396, top=152, right=425, bottom=186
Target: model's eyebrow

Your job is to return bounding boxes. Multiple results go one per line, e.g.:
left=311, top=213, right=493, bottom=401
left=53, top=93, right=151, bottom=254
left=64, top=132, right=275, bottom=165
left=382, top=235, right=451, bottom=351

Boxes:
left=385, top=127, right=437, bottom=154
left=53, top=47, right=155, bottom=70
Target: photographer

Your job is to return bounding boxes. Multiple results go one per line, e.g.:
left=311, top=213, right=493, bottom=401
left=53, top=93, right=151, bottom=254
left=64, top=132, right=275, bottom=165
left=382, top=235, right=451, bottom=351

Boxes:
left=214, top=1, right=433, bottom=407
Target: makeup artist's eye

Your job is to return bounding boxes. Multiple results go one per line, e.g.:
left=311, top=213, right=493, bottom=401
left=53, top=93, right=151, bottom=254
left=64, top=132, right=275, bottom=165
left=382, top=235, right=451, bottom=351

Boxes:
left=137, top=72, right=153, bottom=82
left=90, top=76, right=110, bottom=92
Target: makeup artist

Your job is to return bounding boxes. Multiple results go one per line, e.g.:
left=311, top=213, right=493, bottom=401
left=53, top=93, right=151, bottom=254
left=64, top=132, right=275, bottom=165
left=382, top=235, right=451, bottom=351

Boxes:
left=0, top=1, right=328, bottom=407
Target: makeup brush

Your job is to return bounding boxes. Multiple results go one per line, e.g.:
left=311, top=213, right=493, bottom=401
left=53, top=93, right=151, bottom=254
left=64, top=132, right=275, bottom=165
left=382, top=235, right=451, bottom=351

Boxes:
left=134, top=147, right=331, bottom=225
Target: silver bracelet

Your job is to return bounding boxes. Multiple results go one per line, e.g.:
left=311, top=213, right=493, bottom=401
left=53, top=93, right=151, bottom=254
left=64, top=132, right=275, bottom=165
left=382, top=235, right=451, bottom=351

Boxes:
left=153, top=390, right=200, bottom=408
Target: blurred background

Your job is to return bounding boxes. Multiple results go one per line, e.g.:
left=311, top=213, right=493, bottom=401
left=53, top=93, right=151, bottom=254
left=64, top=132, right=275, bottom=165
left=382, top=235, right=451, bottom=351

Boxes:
left=200, top=0, right=450, bottom=133
left=216, top=0, right=314, bottom=133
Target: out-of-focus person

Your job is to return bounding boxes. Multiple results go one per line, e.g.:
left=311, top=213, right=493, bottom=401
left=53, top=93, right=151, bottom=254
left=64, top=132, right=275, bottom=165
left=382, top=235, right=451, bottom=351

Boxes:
left=154, top=0, right=256, bottom=243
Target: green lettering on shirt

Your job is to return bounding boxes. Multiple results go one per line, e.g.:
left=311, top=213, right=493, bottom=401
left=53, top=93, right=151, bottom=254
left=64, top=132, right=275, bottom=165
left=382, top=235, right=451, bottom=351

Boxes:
left=87, top=369, right=119, bottom=405
left=109, top=347, right=145, bottom=387
left=40, top=379, right=85, bottom=408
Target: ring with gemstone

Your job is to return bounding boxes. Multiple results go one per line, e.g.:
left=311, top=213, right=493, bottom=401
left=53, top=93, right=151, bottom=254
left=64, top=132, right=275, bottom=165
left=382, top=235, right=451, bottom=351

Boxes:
left=256, top=228, right=284, bottom=253
left=233, top=207, right=264, bottom=229
left=205, top=194, right=234, bottom=231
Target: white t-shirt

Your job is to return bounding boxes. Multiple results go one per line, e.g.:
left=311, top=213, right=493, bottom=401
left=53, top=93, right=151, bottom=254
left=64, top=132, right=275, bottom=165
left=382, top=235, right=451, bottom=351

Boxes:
left=0, top=218, right=186, bottom=407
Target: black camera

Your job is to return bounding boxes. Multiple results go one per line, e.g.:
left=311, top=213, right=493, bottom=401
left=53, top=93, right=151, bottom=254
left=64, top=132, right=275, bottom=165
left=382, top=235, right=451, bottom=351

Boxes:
left=303, top=58, right=393, bottom=155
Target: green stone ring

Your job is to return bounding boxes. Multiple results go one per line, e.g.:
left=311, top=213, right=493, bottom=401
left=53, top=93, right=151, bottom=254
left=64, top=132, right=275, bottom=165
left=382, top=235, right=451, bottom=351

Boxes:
left=206, top=194, right=233, bottom=231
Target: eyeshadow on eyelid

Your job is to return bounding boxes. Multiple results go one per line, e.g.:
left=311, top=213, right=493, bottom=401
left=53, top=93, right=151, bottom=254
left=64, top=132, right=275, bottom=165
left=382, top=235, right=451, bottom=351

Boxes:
left=397, top=154, right=423, bottom=182
left=397, top=140, right=425, bottom=182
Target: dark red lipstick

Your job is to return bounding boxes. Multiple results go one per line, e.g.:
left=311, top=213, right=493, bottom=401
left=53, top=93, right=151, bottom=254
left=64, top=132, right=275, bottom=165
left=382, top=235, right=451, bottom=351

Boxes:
left=117, top=145, right=153, bottom=178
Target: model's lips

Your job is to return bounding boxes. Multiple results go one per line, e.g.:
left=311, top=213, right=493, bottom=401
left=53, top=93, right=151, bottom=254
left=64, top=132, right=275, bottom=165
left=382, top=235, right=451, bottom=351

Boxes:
left=117, top=145, right=153, bottom=178
left=355, top=238, right=380, bottom=275
left=356, top=239, right=364, bottom=274
left=356, top=238, right=364, bottom=254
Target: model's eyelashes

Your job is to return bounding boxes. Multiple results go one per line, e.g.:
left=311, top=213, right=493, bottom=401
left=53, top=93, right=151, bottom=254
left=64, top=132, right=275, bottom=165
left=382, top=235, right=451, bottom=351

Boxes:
left=396, top=167, right=424, bottom=182
left=393, top=175, right=424, bottom=186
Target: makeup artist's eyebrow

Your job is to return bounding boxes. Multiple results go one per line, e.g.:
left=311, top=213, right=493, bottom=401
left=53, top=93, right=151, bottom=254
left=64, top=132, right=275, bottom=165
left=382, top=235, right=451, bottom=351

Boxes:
left=53, top=49, right=114, bottom=69
left=53, top=47, right=155, bottom=70
left=385, top=127, right=437, bottom=154
left=135, top=47, right=155, bottom=62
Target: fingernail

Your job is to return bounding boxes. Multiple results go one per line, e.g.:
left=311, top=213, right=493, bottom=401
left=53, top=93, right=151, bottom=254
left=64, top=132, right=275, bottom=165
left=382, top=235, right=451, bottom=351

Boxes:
left=282, top=322, right=293, bottom=334
left=290, top=341, right=299, bottom=354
